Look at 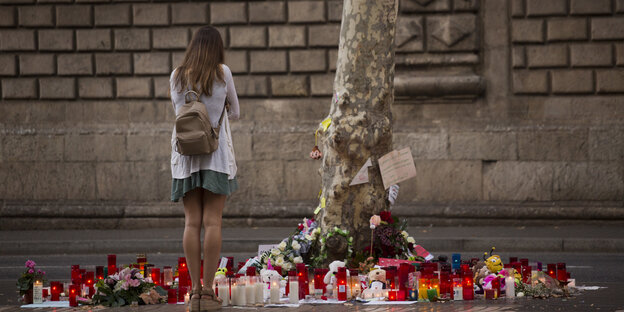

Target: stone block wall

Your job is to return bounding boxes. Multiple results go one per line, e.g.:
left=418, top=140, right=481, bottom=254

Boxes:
left=0, top=0, right=623, bottom=229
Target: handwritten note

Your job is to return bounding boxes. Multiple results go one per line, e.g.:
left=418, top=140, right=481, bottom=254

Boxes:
left=378, top=148, right=416, bottom=189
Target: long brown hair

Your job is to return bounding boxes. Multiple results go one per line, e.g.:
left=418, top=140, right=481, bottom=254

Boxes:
left=173, top=26, right=224, bottom=96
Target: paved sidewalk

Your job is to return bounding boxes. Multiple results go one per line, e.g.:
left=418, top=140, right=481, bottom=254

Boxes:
left=1, top=225, right=623, bottom=255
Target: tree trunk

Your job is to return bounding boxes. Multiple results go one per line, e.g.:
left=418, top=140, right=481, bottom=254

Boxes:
left=318, top=0, right=398, bottom=264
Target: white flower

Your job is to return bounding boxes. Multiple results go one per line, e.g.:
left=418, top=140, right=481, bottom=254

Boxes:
left=275, top=256, right=285, bottom=266
left=278, top=241, right=287, bottom=251
left=407, top=237, right=415, bottom=244
left=293, top=257, right=303, bottom=264
left=282, top=262, right=292, bottom=271
left=305, top=234, right=313, bottom=241
left=271, top=248, right=280, bottom=256
left=401, top=231, right=409, bottom=238
left=314, top=228, right=321, bottom=235
left=291, top=241, right=301, bottom=251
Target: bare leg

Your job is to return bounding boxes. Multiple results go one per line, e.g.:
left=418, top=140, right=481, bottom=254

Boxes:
left=201, top=189, right=226, bottom=289
left=182, top=188, right=203, bottom=293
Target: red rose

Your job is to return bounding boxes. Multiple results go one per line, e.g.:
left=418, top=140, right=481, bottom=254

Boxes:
left=380, top=211, right=394, bottom=224
left=298, top=224, right=304, bottom=231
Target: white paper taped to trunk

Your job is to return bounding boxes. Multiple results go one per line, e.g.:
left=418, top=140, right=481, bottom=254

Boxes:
left=349, top=158, right=372, bottom=186
left=378, top=147, right=417, bottom=189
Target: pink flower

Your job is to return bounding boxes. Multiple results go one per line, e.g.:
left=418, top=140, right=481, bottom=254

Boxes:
left=28, top=269, right=34, bottom=274
left=128, top=278, right=141, bottom=287
left=370, top=215, right=381, bottom=229
left=25, top=260, right=36, bottom=268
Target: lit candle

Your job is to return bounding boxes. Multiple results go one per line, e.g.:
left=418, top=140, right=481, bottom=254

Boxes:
left=388, top=290, right=397, bottom=301
left=397, top=289, right=406, bottom=301
left=233, top=278, right=246, bottom=306
left=254, top=277, right=264, bottom=304
left=462, top=275, right=474, bottom=300
left=69, top=284, right=79, bottom=307
left=418, top=279, right=428, bottom=300
left=547, top=263, right=557, bottom=279
left=184, top=292, right=190, bottom=306
left=85, top=271, right=95, bottom=298
left=230, top=281, right=238, bottom=306
left=217, top=279, right=229, bottom=306
left=288, top=276, right=299, bottom=303
left=336, top=267, right=347, bottom=301
left=50, top=281, right=60, bottom=301
left=163, top=266, right=173, bottom=286
left=408, top=288, right=418, bottom=300
left=107, top=255, right=116, bottom=275
left=505, top=271, right=515, bottom=299
left=452, top=277, right=463, bottom=300
left=151, top=268, right=161, bottom=286
left=269, top=277, right=280, bottom=304
left=33, top=280, right=43, bottom=304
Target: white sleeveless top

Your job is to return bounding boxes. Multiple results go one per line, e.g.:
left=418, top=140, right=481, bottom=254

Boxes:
left=169, top=64, right=240, bottom=180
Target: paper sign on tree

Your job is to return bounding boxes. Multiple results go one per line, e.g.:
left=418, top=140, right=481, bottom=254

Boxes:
left=378, top=147, right=417, bottom=189
left=350, top=158, right=372, bottom=186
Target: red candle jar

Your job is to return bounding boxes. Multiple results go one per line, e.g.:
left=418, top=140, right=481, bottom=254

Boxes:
left=296, top=263, right=308, bottom=298
left=398, top=263, right=410, bottom=290
left=385, top=267, right=397, bottom=289
left=69, top=284, right=79, bottom=307
left=80, top=269, right=87, bottom=285
left=107, top=255, right=117, bottom=275
left=336, top=267, right=348, bottom=301
left=547, top=263, right=557, bottom=279
left=178, top=257, right=187, bottom=272
left=85, top=271, right=95, bottom=298
left=178, top=268, right=188, bottom=288
left=50, top=281, right=60, bottom=301
left=509, top=257, right=518, bottom=264
left=42, top=288, right=48, bottom=298
left=167, top=288, right=177, bottom=304
left=178, top=286, right=187, bottom=303
left=71, top=265, right=81, bottom=285
left=313, top=268, right=325, bottom=295
left=439, top=271, right=451, bottom=298
left=521, top=265, right=532, bottom=283
left=246, top=266, right=256, bottom=276
left=397, top=289, right=406, bottom=301
left=387, top=290, right=397, bottom=301
left=485, top=288, right=496, bottom=300
left=461, top=275, right=474, bottom=300
left=96, top=266, right=104, bottom=280
left=556, top=263, right=567, bottom=281
left=151, top=268, right=161, bottom=285
left=491, top=277, right=500, bottom=298
left=520, top=259, right=529, bottom=266
left=274, top=266, right=282, bottom=276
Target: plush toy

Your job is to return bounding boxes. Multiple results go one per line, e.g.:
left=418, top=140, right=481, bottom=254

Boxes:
left=361, top=268, right=387, bottom=299
left=214, top=268, right=227, bottom=282
left=310, top=146, right=322, bottom=159
left=323, top=260, right=346, bottom=286
left=260, top=259, right=282, bottom=283
left=474, top=247, right=504, bottom=292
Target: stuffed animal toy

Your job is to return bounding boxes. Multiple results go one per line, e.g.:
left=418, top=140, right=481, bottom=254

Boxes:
left=474, top=247, right=504, bottom=292
left=214, top=268, right=227, bottom=282
left=361, top=268, right=387, bottom=299
left=323, top=260, right=346, bottom=286
left=310, top=146, right=322, bottom=159
left=260, top=259, right=282, bottom=283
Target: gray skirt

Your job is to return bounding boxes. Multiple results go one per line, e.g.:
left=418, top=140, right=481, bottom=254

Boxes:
left=171, top=169, right=238, bottom=202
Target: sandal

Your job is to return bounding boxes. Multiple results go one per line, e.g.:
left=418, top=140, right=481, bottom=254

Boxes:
left=200, top=287, right=222, bottom=311
left=190, top=289, right=201, bottom=312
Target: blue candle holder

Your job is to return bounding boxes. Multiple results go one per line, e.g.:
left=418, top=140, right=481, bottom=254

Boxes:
left=452, top=253, right=461, bottom=271
left=408, top=288, right=418, bottom=301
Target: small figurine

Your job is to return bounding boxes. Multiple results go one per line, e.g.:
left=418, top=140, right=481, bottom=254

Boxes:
left=310, top=145, right=322, bottom=159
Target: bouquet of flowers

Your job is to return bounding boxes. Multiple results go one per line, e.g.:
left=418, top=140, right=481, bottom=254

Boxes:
left=255, top=217, right=322, bottom=273
left=16, top=260, right=46, bottom=296
left=92, top=267, right=165, bottom=307
left=366, top=211, right=420, bottom=260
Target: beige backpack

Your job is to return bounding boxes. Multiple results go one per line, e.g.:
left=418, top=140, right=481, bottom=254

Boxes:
left=175, top=90, right=226, bottom=155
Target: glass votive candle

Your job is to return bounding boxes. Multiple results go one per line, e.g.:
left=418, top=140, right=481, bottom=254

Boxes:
left=167, top=288, right=177, bottom=304
left=69, top=284, right=79, bottom=307
left=178, top=286, right=187, bottom=303
left=387, top=289, right=397, bottom=301
left=163, top=266, right=173, bottom=286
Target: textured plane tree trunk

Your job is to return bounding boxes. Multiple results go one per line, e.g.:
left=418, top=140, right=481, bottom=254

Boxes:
left=318, top=0, right=398, bottom=264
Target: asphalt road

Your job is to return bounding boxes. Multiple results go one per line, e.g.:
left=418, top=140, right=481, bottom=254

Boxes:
left=1, top=252, right=623, bottom=311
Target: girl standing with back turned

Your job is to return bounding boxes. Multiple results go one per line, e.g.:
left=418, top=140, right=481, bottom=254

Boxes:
left=169, top=26, right=240, bottom=312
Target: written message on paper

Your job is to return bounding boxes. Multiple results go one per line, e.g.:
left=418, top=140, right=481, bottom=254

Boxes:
left=378, top=147, right=416, bottom=189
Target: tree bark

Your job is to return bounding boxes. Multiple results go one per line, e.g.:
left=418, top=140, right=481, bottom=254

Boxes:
left=318, top=0, right=398, bottom=264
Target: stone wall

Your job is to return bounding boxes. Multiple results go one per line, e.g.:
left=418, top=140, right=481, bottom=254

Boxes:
left=0, top=0, right=623, bottom=229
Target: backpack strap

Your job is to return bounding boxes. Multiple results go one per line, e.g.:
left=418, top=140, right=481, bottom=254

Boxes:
left=214, top=99, right=227, bottom=133
left=184, top=90, right=200, bottom=103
